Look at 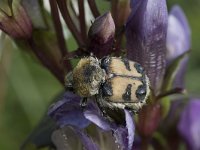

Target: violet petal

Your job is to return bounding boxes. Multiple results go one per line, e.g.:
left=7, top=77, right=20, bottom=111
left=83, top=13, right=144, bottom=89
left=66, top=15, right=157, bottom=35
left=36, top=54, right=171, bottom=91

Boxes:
left=126, top=0, right=168, bottom=90
left=51, top=126, right=99, bottom=150
left=172, top=55, right=188, bottom=88
left=113, top=110, right=135, bottom=150
left=162, top=52, right=189, bottom=91
left=132, top=136, right=141, bottom=150
left=163, top=99, right=185, bottom=128
left=84, top=103, right=116, bottom=131
left=166, top=5, right=191, bottom=64
left=51, top=127, right=71, bottom=150
left=125, top=109, right=135, bottom=150
left=113, top=127, right=128, bottom=150
left=74, top=127, right=100, bottom=150
left=48, top=92, right=91, bottom=129
left=88, top=12, right=115, bottom=58
left=178, top=99, right=200, bottom=150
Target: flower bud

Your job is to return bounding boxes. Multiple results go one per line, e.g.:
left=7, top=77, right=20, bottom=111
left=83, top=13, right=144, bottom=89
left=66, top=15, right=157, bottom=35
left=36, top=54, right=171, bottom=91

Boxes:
left=88, top=12, right=115, bottom=57
left=0, top=1, right=32, bottom=39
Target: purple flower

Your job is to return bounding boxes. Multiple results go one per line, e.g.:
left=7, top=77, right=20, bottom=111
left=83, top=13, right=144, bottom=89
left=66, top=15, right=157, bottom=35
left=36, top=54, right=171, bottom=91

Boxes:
left=51, top=126, right=99, bottom=150
left=178, top=99, right=200, bottom=150
left=161, top=4, right=191, bottom=130
left=163, top=6, right=197, bottom=150
left=21, top=0, right=193, bottom=149
left=166, top=5, right=191, bottom=63
left=48, top=0, right=169, bottom=149
left=126, top=0, right=168, bottom=91
left=48, top=92, right=91, bottom=129
left=48, top=91, right=135, bottom=150
left=166, top=5, right=191, bottom=88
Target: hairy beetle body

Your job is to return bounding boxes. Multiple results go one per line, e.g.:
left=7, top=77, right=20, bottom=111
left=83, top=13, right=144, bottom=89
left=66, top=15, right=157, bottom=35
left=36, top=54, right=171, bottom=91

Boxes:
left=65, top=56, right=150, bottom=114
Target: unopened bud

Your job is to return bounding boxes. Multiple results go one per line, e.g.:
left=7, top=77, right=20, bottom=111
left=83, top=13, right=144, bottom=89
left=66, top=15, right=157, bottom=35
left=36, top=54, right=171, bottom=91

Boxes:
left=88, top=12, right=115, bottom=57
left=0, top=1, right=32, bottom=39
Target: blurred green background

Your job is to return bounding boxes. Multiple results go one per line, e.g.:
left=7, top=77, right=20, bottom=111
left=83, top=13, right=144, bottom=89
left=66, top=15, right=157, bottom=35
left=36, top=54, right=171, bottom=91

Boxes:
left=0, top=0, right=200, bottom=149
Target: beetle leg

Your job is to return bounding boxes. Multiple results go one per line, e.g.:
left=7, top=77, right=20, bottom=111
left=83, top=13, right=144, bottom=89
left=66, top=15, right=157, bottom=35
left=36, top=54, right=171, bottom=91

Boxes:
left=124, top=102, right=144, bottom=113
left=65, top=83, right=74, bottom=91
left=96, top=90, right=110, bottom=118
left=96, top=90, right=105, bottom=112
left=80, top=97, right=88, bottom=108
left=65, top=71, right=74, bottom=91
left=63, top=48, right=90, bottom=60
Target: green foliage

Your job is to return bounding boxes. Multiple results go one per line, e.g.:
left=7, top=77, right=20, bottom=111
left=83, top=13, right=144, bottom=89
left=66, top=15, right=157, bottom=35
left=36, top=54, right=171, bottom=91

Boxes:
left=0, top=39, right=62, bottom=149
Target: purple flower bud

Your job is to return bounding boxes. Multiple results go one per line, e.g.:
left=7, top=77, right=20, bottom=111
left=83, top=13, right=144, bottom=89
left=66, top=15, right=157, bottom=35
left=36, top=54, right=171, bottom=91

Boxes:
left=166, top=5, right=191, bottom=63
left=0, top=1, right=32, bottom=39
left=125, top=0, right=168, bottom=91
left=88, top=12, right=115, bottom=57
left=166, top=5, right=191, bottom=88
left=178, top=99, right=200, bottom=150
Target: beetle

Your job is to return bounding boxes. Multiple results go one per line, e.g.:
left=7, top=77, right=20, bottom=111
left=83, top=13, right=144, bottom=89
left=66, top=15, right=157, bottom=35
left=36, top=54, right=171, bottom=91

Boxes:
left=65, top=56, right=150, bottom=116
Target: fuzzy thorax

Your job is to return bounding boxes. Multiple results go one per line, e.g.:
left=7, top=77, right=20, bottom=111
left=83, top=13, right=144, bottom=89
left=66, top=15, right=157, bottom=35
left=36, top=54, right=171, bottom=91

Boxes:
left=73, top=57, right=106, bottom=97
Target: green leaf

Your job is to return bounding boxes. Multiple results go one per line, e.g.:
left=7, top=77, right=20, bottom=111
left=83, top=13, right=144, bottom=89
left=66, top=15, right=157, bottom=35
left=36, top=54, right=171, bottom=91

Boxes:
left=20, top=92, right=67, bottom=150
left=160, top=97, right=171, bottom=118
left=153, top=132, right=169, bottom=149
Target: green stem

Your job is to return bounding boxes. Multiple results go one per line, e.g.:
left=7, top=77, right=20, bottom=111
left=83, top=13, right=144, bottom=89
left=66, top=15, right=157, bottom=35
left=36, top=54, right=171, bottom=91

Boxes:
left=49, top=0, right=72, bottom=71
left=141, top=137, right=150, bottom=150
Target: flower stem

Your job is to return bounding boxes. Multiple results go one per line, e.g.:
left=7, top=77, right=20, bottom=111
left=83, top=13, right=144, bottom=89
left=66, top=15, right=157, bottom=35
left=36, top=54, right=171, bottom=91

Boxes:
left=78, top=0, right=87, bottom=42
left=49, top=0, right=67, bottom=56
left=66, top=48, right=90, bottom=59
left=156, top=88, right=186, bottom=100
left=111, top=0, right=119, bottom=24
left=27, top=38, right=64, bottom=84
left=56, top=0, right=84, bottom=46
left=69, top=1, right=78, bottom=18
left=141, top=137, right=150, bottom=150
left=87, top=0, right=100, bottom=18
left=49, top=0, right=72, bottom=71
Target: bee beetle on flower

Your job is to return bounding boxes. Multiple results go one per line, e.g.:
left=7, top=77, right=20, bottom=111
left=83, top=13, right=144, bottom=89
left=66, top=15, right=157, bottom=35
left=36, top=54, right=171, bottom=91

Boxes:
left=65, top=55, right=150, bottom=119
left=4, top=0, right=193, bottom=149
